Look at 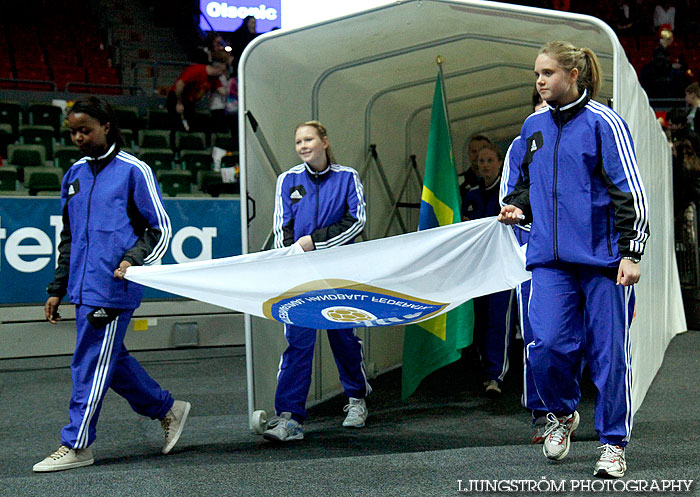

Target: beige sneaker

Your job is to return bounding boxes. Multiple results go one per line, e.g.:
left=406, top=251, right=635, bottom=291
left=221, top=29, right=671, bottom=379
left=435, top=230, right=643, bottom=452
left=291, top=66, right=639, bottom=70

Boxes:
left=484, top=380, right=502, bottom=396
left=161, top=400, right=191, bottom=454
left=33, top=445, right=94, bottom=472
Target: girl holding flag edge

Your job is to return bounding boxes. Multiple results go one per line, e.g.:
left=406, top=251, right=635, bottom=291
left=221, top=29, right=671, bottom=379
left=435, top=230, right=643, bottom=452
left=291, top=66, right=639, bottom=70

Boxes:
left=499, top=41, right=649, bottom=478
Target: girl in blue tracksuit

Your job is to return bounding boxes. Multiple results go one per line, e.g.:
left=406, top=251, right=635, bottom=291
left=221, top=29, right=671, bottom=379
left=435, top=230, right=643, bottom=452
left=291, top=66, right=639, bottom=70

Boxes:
left=462, top=143, right=515, bottom=396
left=35, top=97, right=190, bottom=473
left=499, top=42, right=649, bottom=479
left=263, top=121, right=371, bottom=442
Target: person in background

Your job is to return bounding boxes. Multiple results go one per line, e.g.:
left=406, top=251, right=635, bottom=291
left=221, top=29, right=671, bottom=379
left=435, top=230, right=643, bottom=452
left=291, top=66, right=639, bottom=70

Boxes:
left=264, top=121, right=371, bottom=443
left=166, top=51, right=229, bottom=143
left=34, top=97, right=190, bottom=472
left=499, top=87, right=549, bottom=442
left=463, top=143, right=515, bottom=397
left=230, top=15, right=259, bottom=64
left=667, top=107, right=700, bottom=217
left=459, top=134, right=491, bottom=198
left=499, top=41, right=649, bottom=478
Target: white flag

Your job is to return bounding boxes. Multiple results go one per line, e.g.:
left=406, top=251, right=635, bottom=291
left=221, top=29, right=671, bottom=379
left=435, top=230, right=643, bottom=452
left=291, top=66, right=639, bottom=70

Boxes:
left=126, top=217, right=530, bottom=329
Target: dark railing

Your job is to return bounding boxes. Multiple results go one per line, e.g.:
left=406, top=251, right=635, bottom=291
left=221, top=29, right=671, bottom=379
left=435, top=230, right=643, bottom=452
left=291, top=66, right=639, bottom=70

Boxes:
left=66, top=81, right=144, bottom=95
left=0, top=79, right=57, bottom=92
left=0, top=78, right=144, bottom=96
left=131, top=60, right=191, bottom=95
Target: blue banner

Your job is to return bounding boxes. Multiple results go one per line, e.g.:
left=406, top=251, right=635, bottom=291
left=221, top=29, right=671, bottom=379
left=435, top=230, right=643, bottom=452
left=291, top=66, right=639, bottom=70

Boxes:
left=0, top=197, right=241, bottom=305
left=199, top=0, right=281, bottom=33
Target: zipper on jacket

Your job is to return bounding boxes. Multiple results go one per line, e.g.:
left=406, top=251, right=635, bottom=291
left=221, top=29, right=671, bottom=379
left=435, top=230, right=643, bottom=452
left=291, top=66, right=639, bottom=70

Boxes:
left=78, top=164, right=98, bottom=303
left=606, top=206, right=613, bottom=257
left=313, top=171, right=320, bottom=233
left=552, top=110, right=563, bottom=260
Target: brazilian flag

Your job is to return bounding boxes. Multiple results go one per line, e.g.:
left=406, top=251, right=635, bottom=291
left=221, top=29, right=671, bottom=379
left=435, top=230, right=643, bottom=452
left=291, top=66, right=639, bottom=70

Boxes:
left=401, top=71, right=474, bottom=399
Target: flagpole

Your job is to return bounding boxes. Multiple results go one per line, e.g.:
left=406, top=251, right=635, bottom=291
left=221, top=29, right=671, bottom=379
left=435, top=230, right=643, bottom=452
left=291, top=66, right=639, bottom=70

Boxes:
left=435, top=55, right=453, bottom=141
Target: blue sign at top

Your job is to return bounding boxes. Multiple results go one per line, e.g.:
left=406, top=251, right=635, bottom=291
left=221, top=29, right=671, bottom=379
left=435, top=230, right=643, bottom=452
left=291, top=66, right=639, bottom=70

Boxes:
left=200, top=0, right=282, bottom=33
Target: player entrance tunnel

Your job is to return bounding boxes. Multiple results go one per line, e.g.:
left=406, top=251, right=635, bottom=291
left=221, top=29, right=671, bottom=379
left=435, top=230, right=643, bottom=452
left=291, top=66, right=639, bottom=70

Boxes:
left=238, top=0, right=684, bottom=427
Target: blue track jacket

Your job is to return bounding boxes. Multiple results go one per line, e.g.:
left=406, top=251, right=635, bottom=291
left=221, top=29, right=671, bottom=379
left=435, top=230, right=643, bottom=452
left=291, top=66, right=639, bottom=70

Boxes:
left=503, top=91, right=649, bottom=268
left=47, top=145, right=172, bottom=309
left=272, top=163, right=366, bottom=249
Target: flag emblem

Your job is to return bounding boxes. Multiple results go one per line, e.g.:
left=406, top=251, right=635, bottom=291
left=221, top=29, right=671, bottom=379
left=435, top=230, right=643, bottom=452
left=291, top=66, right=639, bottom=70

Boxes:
left=263, top=279, right=446, bottom=328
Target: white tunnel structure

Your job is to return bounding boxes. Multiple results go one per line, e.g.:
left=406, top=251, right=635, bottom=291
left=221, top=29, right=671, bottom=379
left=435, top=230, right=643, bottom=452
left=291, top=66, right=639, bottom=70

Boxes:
left=238, top=0, right=686, bottom=425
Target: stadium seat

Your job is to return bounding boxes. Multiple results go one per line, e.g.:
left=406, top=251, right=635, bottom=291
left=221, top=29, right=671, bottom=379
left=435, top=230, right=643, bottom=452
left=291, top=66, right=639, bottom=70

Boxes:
left=0, top=166, right=18, bottom=191
left=197, top=170, right=223, bottom=195
left=19, top=125, right=55, bottom=159
left=28, top=103, right=63, bottom=134
left=220, top=153, right=239, bottom=169
left=121, top=129, right=134, bottom=148
left=175, top=131, right=206, bottom=151
left=138, top=148, right=175, bottom=172
left=147, top=109, right=171, bottom=130
left=24, top=167, right=62, bottom=195
left=138, top=129, right=170, bottom=149
left=180, top=150, right=213, bottom=175
left=157, top=170, right=193, bottom=197
left=0, top=101, right=23, bottom=134
left=7, top=144, right=46, bottom=167
left=0, top=122, right=16, bottom=158
left=53, top=145, right=83, bottom=172
left=114, top=105, right=143, bottom=133
left=212, top=133, right=235, bottom=151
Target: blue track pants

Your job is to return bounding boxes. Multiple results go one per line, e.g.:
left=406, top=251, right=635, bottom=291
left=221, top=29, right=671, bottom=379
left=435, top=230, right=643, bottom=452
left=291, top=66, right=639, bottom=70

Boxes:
left=274, top=325, right=371, bottom=422
left=61, top=305, right=173, bottom=449
left=528, top=264, right=635, bottom=446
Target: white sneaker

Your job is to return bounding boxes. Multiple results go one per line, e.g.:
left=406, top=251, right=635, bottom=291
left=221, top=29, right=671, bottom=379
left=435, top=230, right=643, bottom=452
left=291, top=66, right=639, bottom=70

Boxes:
left=263, top=412, right=305, bottom=442
left=161, top=400, right=191, bottom=454
left=33, top=445, right=94, bottom=472
left=542, top=411, right=579, bottom=460
left=342, top=397, right=368, bottom=428
left=594, top=444, right=627, bottom=478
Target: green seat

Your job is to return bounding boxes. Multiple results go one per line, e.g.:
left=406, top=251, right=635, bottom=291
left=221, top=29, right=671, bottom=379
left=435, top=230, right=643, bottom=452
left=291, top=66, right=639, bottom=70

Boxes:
left=28, top=103, right=63, bottom=134
left=114, top=105, right=143, bottom=132
left=212, top=133, right=235, bottom=151
left=220, top=153, right=239, bottom=169
left=121, top=129, right=135, bottom=148
left=157, top=170, right=193, bottom=196
left=180, top=150, right=212, bottom=175
left=0, top=101, right=23, bottom=135
left=197, top=170, right=238, bottom=196
left=20, top=125, right=55, bottom=159
left=53, top=145, right=83, bottom=172
left=147, top=108, right=171, bottom=130
left=24, top=166, right=62, bottom=195
left=175, top=131, right=206, bottom=151
left=197, top=170, right=222, bottom=194
left=138, top=148, right=175, bottom=172
left=60, top=127, right=72, bottom=145
left=0, top=122, right=17, bottom=157
left=138, top=129, right=170, bottom=149
left=0, top=166, right=18, bottom=191
left=8, top=144, right=46, bottom=167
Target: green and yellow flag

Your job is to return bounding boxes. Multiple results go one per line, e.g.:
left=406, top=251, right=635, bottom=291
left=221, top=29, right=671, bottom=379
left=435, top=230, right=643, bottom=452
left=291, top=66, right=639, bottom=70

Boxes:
left=401, top=70, right=474, bottom=399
